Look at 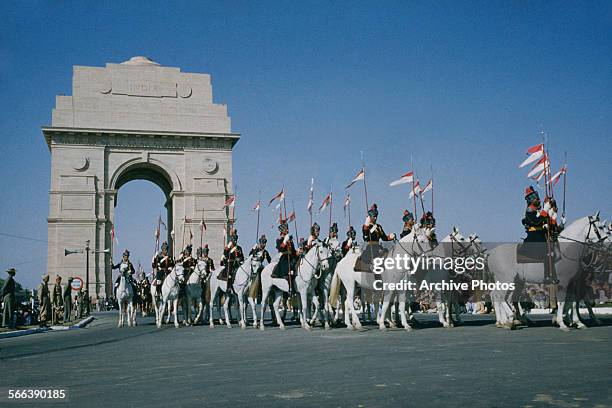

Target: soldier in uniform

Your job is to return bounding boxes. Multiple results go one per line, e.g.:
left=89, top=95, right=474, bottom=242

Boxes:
left=249, top=235, right=272, bottom=267
left=180, top=245, right=198, bottom=278
left=274, top=220, right=297, bottom=289
left=52, top=275, right=63, bottom=324
left=306, top=223, right=321, bottom=251
left=63, top=277, right=74, bottom=323
left=37, top=275, right=51, bottom=327
left=220, top=228, right=245, bottom=294
left=522, top=186, right=559, bottom=284
left=341, top=226, right=357, bottom=257
left=197, top=245, right=215, bottom=275
left=400, top=210, right=415, bottom=238
left=419, top=211, right=437, bottom=244
left=360, top=204, right=395, bottom=270
left=152, top=242, right=174, bottom=296
left=324, top=223, right=341, bottom=251
left=112, top=250, right=136, bottom=298
left=1, top=268, right=16, bottom=329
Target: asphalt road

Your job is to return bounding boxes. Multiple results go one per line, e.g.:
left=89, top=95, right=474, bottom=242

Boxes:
left=0, top=311, right=611, bottom=408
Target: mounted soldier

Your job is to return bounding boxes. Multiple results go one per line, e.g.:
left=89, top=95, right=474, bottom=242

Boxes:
left=342, top=226, right=357, bottom=257
left=273, top=219, right=297, bottom=290
left=249, top=235, right=272, bottom=268
left=179, top=245, right=198, bottom=279
left=419, top=211, right=437, bottom=244
left=521, top=186, right=560, bottom=284
left=219, top=228, right=244, bottom=294
left=152, top=241, right=174, bottom=297
left=306, top=223, right=321, bottom=251
left=400, top=209, right=415, bottom=238
left=324, top=223, right=341, bottom=252
left=358, top=204, right=395, bottom=271
left=112, top=249, right=136, bottom=298
left=197, top=244, right=215, bottom=276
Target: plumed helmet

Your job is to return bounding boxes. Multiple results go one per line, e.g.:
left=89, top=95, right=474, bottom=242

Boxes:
left=55, top=275, right=62, bottom=283
left=311, top=223, right=320, bottom=235
left=368, top=203, right=378, bottom=218
left=123, top=249, right=130, bottom=257
left=278, top=220, right=289, bottom=233
left=42, top=274, right=49, bottom=282
left=347, top=226, right=356, bottom=239
left=185, top=244, right=193, bottom=254
left=525, top=186, right=539, bottom=203
left=259, top=235, right=267, bottom=246
left=229, top=228, right=238, bottom=242
left=330, top=222, right=338, bottom=233
left=198, top=244, right=209, bottom=257
left=161, top=241, right=169, bottom=251
left=403, top=209, right=414, bottom=223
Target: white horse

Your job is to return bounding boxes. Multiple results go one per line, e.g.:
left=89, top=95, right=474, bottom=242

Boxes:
left=310, top=240, right=342, bottom=329
left=185, top=261, right=209, bottom=325
left=294, top=242, right=332, bottom=330
left=155, top=265, right=185, bottom=328
left=116, top=267, right=136, bottom=327
left=208, top=255, right=262, bottom=328
left=487, top=214, right=606, bottom=331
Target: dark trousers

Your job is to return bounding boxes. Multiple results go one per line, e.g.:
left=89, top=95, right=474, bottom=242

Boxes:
left=2, top=294, right=14, bottom=328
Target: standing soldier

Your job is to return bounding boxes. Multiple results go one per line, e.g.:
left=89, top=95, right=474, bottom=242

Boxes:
left=152, top=242, right=174, bottom=297
left=400, top=210, right=415, bottom=238
left=274, top=220, right=297, bottom=291
left=37, top=275, right=51, bottom=328
left=220, top=228, right=244, bottom=294
left=63, top=277, right=74, bottom=323
left=76, top=289, right=85, bottom=319
left=341, top=226, right=357, bottom=257
left=52, top=276, right=63, bottom=324
left=1, top=268, right=16, bottom=329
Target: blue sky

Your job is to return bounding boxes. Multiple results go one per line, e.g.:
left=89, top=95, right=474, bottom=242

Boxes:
left=0, top=1, right=610, bottom=289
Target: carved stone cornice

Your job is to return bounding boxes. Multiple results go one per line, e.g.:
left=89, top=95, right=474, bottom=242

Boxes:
left=41, top=127, right=240, bottom=151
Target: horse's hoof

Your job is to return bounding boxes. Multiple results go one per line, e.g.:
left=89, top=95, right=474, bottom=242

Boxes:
left=355, top=324, right=363, bottom=330
left=404, top=326, right=412, bottom=332
left=593, top=319, right=602, bottom=326
left=305, top=325, right=312, bottom=331
left=559, top=326, right=570, bottom=332
left=495, top=322, right=503, bottom=328
left=379, top=325, right=388, bottom=332
left=174, top=324, right=180, bottom=328
left=347, top=325, right=355, bottom=331
left=324, top=323, right=331, bottom=330
left=576, top=323, right=587, bottom=330
left=279, top=325, right=286, bottom=331
left=209, top=324, right=214, bottom=328
left=226, top=324, right=232, bottom=329
left=260, top=326, right=265, bottom=331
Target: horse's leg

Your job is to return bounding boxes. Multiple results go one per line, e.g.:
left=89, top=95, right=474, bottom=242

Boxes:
left=259, top=286, right=268, bottom=331
left=224, top=294, right=232, bottom=328
left=118, top=302, right=123, bottom=327
left=272, top=291, right=285, bottom=330
left=172, top=299, right=180, bottom=328
left=209, top=287, right=216, bottom=328
left=300, top=289, right=311, bottom=331
left=248, top=297, right=258, bottom=328
left=195, top=298, right=203, bottom=325
left=398, top=291, right=411, bottom=331
left=310, top=295, right=319, bottom=326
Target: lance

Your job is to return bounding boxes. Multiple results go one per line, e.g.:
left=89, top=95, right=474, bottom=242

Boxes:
left=361, top=152, right=369, bottom=211
left=282, top=190, right=293, bottom=293
left=256, top=191, right=261, bottom=242
left=200, top=210, right=205, bottom=251
left=562, top=151, right=567, bottom=219
left=292, top=199, right=299, bottom=239
left=180, top=215, right=187, bottom=255
left=155, top=215, right=161, bottom=254
left=430, top=165, right=435, bottom=216
left=329, top=187, right=333, bottom=230
left=411, top=154, right=418, bottom=220
left=308, top=178, right=314, bottom=228
left=541, top=131, right=555, bottom=286
left=346, top=192, right=352, bottom=228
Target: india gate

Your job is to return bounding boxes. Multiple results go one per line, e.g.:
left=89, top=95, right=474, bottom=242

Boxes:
left=42, top=56, right=240, bottom=297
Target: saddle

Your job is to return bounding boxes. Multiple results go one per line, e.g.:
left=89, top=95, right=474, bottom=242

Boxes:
left=217, top=268, right=229, bottom=281
left=516, top=242, right=546, bottom=264
left=354, top=245, right=388, bottom=273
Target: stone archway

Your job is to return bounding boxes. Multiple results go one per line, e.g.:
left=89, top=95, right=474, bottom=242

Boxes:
left=42, top=56, right=240, bottom=297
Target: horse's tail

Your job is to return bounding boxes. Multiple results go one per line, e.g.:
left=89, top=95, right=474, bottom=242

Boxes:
left=329, top=270, right=341, bottom=305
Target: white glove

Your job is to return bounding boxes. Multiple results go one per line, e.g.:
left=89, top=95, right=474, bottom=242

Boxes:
left=283, top=234, right=290, bottom=244
left=389, top=233, right=396, bottom=240
left=543, top=201, right=551, bottom=212
left=347, top=238, right=353, bottom=247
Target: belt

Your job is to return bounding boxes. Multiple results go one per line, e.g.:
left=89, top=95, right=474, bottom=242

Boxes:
left=367, top=241, right=379, bottom=244
left=528, top=227, right=544, bottom=232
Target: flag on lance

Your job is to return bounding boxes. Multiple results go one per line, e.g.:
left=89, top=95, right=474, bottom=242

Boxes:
left=252, top=200, right=261, bottom=212
left=287, top=211, right=296, bottom=222
left=519, top=143, right=544, bottom=168
left=527, top=154, right=549, bottom=179
left=409, top=180, right=421, bottom=198
left=307, top=178, right=314, bottom=212
left=223, top=196, right=235, bottom=209
left=421, top=179, right=433, bottom=194
left=110, top=223, right=119, bottom=244
left=343, top=194, right=351, bottom=210
left=550, top=165, right=567, bottom=186
left=199, top=218, right=206, bottom=231
left=345, top=169, right=365, bottom=189
left=268, top=188, right=285, bottom=206
left=319, top=192, right=332, bottom=212
left=389, top=170, right=414, bottom=187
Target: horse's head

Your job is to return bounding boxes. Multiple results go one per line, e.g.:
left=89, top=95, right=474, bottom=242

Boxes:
left=174, top=265, right=186, bottom=284
left=587, top=212, right=607, bottom=243
left=250, top=255, right=262, bottom=272
left=316, top=241, right=333, bottom=271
